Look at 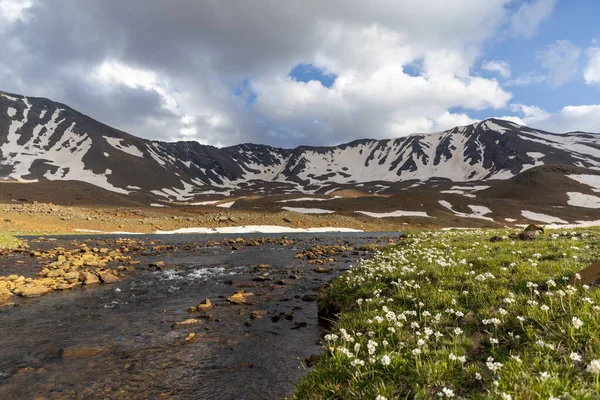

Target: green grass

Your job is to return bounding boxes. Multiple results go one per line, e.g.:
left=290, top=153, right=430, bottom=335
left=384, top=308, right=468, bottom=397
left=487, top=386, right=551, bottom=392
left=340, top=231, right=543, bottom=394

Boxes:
left=293, top=228, right=600, bottom=400
left=0, top=231, right=23, bottom=249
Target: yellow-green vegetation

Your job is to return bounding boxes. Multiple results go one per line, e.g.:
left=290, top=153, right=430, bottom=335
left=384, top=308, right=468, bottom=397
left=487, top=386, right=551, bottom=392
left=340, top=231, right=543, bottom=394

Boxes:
left=0, top=232, right=22, bottom=249
left=293, top=228, right=600, bottom=399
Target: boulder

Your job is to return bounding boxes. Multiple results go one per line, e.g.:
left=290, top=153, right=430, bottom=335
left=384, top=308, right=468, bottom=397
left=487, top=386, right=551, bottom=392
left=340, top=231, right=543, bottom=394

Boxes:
left=19, top=283, right=51, bottom=298
left=196, top=298, right=212, bottom=312
left=524, top=224, right=545, bottom=234
left=46, top=269, right=65, bottom=278
left=63, top=271, right=80, bottom=283
left=79, top=271, right=100, bottom=285
left=573, top=261, right=600, bottom=285
left=520, top=230, right=540, bottom=241
left=227, top=290, right=254, bottom=305
left=0, top=287, right=14, bottom=306
left=97, top=271, right=119, bottom=284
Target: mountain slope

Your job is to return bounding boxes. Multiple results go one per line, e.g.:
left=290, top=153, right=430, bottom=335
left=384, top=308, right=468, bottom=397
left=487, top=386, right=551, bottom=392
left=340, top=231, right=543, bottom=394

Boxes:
left=1, top=90, right=600, bottom=201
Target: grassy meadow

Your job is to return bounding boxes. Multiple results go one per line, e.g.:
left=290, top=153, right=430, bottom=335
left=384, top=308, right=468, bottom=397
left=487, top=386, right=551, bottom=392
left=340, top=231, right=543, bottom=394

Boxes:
left=293, top=228, right=600, bottom=399
left=0, top=231, right=22, bottom=249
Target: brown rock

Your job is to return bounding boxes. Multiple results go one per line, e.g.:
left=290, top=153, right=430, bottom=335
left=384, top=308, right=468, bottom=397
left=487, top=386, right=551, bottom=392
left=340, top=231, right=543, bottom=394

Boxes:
left=46, top=269, right=65, bottom=278
left=250, top=310, right=266, bottom=319
left=0, top=288, right=14, bottom=306
left=227, top=290, right=254, bottom=305
left=196, top=298, right=212, bottom=312
left=520, top=230, right=540, bottom=241
left=56, top=282, right=76, bottom=291
left=19, top=283, right=51, bottom=298
left=63, top=271, right=80, bottom=283
left=185, top=332, right=196, bottom=343
left=172, top=318, right=204, bottom=329
left=79, top=271, right=100, bottom=285
left=97, top=271, right=119, bottom=284
left=573, top=261, right=600, bottom=285
left=524, top=224, right=545, bottom=234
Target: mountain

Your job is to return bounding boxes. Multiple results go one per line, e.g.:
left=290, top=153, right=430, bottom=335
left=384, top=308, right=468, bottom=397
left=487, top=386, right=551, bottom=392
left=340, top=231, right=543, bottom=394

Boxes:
left=1, top=90, right=600, bottom=202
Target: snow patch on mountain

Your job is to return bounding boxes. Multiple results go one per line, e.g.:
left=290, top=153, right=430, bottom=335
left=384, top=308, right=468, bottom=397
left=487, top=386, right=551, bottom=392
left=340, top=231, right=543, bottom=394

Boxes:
left=568, top=174, right=600, bottom=193
left=356, top=210, right=431, bottom=218
left=154, top=225, right=363, bottom=234
left=104, top=136, right=144, bottom=158
left=281, top=207, right=335, bottom=214
left=566, top=192, right=600, bottom=208
left=521, top=210, right=568, bottom=224
left=439, top=200, right=494, bottom=222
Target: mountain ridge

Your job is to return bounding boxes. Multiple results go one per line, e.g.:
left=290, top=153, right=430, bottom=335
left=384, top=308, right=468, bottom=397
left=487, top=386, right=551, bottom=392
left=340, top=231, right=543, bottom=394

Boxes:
left=1, top=89, right=600, bottom=202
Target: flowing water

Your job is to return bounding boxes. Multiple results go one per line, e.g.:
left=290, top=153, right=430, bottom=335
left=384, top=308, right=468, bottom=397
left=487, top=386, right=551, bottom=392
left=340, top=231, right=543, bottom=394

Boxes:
left=0, top=232, right=400, bottom=399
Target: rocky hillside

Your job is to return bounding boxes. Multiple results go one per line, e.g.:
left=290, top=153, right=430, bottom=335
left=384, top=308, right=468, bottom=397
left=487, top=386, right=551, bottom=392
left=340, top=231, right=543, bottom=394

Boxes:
left=1, top=90, right=600, bottom=202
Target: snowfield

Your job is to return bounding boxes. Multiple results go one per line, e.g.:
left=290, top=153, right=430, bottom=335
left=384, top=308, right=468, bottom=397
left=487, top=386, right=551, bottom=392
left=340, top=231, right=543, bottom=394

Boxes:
left=154, top=226, right=363, bottom=234
left=355, top=210, right=431, bottom=218
left=281, top=207, right=335, bottom=214
left=567, top=192, right=600, bottom=208
left=521, top=210, right=568, bottom=224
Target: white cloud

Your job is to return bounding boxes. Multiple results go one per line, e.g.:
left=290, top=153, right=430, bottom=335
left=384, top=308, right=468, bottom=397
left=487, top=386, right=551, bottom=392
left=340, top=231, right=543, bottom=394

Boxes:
left=509, top=103, right=550, bottom=123
left=508, top=0, right=557, bottom=38
left=482, top=60, right=511, bottom=78
left=0, top=0, right=32, bottom=23
left=3, top=0, right=569, bottom=147
left=505, top=71, right=547, bottom=86
left=584, top=47, right=600, bottom=85
left=503, top=103, right=600, bottom=133
left=537, top=40, right=582, bottom=87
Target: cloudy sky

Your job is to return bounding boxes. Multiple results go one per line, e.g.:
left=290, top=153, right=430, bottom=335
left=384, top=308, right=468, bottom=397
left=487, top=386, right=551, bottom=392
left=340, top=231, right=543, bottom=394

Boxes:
left=1, top=0, right=599, bottom=147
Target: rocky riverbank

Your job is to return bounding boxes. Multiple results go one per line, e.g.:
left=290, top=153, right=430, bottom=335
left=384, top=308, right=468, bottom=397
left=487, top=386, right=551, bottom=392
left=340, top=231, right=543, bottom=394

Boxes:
left=0, top=232, right=401, bottom=399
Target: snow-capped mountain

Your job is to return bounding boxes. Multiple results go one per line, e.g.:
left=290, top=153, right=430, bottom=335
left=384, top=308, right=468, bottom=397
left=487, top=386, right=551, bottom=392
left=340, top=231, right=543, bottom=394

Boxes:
left=1, top=90, right=599, bottom=201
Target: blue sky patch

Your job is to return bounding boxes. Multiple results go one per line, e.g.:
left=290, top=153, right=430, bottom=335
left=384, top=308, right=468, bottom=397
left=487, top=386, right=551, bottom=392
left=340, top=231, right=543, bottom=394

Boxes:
left=288, top=63, right=337, bottom=88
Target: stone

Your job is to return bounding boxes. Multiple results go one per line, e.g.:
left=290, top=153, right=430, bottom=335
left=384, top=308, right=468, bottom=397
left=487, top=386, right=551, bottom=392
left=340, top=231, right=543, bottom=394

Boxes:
left=524, top=224, right=545, bottom=234
left=46, top=269, right=64, bottom=278
left=520, top=230, right=540, bottom=241
left=97, top=271, right=119, bottom=284
left=0, top=287, right=14, bottom=306
left=172, top=318, right=204, bottom=329
left=63, top=271, right=80, bottom=283
left=573, top=261, right=600, bottom=285
left=79, top=271, right=100, bottom=285
left=250, top=310, right=266, bottom=319
left=56, top=282, right=76, bottom=291
left=148, top=261, right=165, bottom=271
left=301, top=294, right=318, bottom=302
left=196, top=298, right=212, bottom=312
left=185, top=332, right=196, bottom=343
left=489, top=236, right=507, bottom=243
left=19, top=283, right=51, bottom=298
left=227, top=290, right=254, bottom=305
